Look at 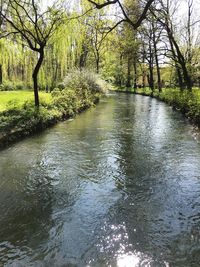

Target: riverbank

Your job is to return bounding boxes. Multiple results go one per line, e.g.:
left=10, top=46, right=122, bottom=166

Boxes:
left=0, top=89, right=101, bottom=149
left=113, top=87, right=200, bottom=128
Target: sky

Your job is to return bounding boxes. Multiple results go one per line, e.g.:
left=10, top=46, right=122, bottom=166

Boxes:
left=41, top=0, right=200, bottom=15
left=40, top=0, right=200, bottom=25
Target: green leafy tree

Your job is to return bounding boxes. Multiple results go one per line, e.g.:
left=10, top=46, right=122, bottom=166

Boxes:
left=0, top=0, right=64, bottom=106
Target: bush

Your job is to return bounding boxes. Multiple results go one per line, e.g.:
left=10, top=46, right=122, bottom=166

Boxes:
left=0, top=69, right=105, bottom=147
left=0, top=81, right=26, bottom=91
left=51, top=88, right=64, bottom=97
left=136, top=87, right=200, bottom=126
left=3, top=82, right=14, bottom=91
left=15, top=82, right=24, bottom=90
left=0, top=84, right=5, bottom=91
left=63, top=69, right=108, bottom=94
left=57, top=83, right=65, bottom=90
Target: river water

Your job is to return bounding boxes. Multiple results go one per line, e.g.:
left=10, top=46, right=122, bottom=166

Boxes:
left=0, top=93, right=200, bottom=267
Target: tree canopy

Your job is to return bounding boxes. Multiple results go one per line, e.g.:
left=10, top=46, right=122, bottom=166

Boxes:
left=0, top=0, right=200, bottom=105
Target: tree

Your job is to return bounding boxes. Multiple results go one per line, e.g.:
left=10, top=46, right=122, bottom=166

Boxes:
left=0, top=1, right=3, bottom=84
left=184, top=0, right=200, bottom=86
left=151, top=0, right=193, bottom=90
left=120, top=23, right=140, bottom=88
left=152, top=17, right=163, bottom=91
left=0, top=0, right=9, bottom=85
left=88, top=0, right=155, bottom=30
left=0, top=0, right=64, bottom=106
left=84, top=11, right=110, bottom=73
left=87, top=0, right=155, bottom=88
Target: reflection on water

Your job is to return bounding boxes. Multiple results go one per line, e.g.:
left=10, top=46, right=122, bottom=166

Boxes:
left=117, top=252, right=169, bottom=267
left=0, top=94, right=200, bottom=266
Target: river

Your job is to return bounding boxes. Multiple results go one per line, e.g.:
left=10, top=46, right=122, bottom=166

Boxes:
left=0, top=93, right=200, bottom=267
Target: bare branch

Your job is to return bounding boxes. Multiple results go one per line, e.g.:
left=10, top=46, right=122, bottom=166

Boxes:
left=88, top=0, right=118, bottom=9
left=88, top=0, right=155, bottom=30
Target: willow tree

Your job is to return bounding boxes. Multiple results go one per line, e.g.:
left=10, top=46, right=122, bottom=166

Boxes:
left=0, top=0, right=64, bottom=106
left=0, top=0, right=10, bottom=84
left=0, top=1, right=3, bottom=84
left=44, top=16, right=84, bottom=87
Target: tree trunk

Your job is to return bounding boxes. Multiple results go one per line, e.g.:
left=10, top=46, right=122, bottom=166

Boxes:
left=94, top=49, right=100, bottom=74
left=96, top=56, right=99, bottom=74
left=148, top=64, right=154, bottom=91
left=32, top=48, right=44, bottom=107
left=0, top=64, right=2, bottom=84
left=152, top=30, right=162, bottom=92
left=142, top=72, right=146, bottom=88
left=21, top=42, right=25, bottom=82
left=54, top=61, right=58, bottom=83
left=79, top=44, right=88, bottom=69
left=141, top=44, right=146, bottom=88
left=133, top=60, right=137, bottom=92
left=177, top=68, right=184, bottom=90
left=167, top=27, right=192, bottom=90
left=7, top=60, right=11, bottom=80
left=168, top=37, right=183, bottom=89
left=21, top=64, right=25, bottom=82
left=187, top=0, right=193, bottom=81
left=126, top=57, right=131, bottom=88
left=154, top=46, right=161, bottom=91
left=148, top=43, right=154, bottom=92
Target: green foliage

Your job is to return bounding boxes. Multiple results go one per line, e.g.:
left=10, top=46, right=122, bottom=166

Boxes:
left=136, top=87, right=200, bottom=126
left=0, top=83, right=14, bottom=91
left=0, top=81, right=29, bottom=91
left=63, top=69, right=108, bottom=93
left=0, top=71, right=103, bottom=147
left=52, top=69, right=107, bottom=116
left=57, top=83, right=65, bottom=90
left=53, top=89, right=80, bottom=116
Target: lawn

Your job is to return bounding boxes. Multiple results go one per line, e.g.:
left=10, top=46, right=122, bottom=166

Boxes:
left=0, top=90, right=52, bottom=111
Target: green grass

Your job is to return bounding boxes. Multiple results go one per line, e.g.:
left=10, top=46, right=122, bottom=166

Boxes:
left=0, top=89, right=101, bottom=149
left=0, top=71, right=107, bottom=148
left=0, top=90, right=52, bottom=111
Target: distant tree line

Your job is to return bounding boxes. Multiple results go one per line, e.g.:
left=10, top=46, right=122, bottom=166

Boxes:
left=0, top=0, right=200, bottom=106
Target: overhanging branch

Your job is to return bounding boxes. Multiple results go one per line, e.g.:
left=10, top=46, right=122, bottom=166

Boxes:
left=88, top=0, right=118, bottom=9
left=88, top=0, right=155, bottom=30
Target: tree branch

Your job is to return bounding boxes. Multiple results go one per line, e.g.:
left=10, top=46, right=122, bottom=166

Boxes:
left=88, top=0, right=118, bottom=9
left=88, top=0, right=155, bottom=30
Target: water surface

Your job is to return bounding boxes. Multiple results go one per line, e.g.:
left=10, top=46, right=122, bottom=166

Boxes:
left=0, top=93, right=200, bottom=266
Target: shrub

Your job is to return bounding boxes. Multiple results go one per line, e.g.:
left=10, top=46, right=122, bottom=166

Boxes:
left=0, top=70, right=104, bottom=147
left=0, top=81, right=25, bottom=91
left=136, top=87, right=200, bottom=126
left=53, top=89, right=80, bottom=115
left=63, top=69, right=108, bottom=94
left=15, top=83, right=24, bottom=90
left=51, top=88, right=64, bottom=97
left=57, top=83, right=65, bottom=90
left=3, top=82, right=14, bottom=91
left=0, top=84, right=5, bottom=91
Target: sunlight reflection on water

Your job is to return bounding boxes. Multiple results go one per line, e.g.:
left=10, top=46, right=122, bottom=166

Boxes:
left=87, top=221, right=171, bottom=267
left=117, top=252, right=170, bottom=267
left=117, top=252, right=140, bottom=267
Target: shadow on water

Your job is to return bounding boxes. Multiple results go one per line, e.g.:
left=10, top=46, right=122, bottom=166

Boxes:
left=0, top=94, right=200, bottom=266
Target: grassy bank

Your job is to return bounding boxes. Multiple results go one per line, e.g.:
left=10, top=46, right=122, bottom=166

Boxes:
left=113, top=87, right=200, bottom=127
left=0, top=90, right=52, bottom=111
left=0, top=71, right=106, bottom=149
